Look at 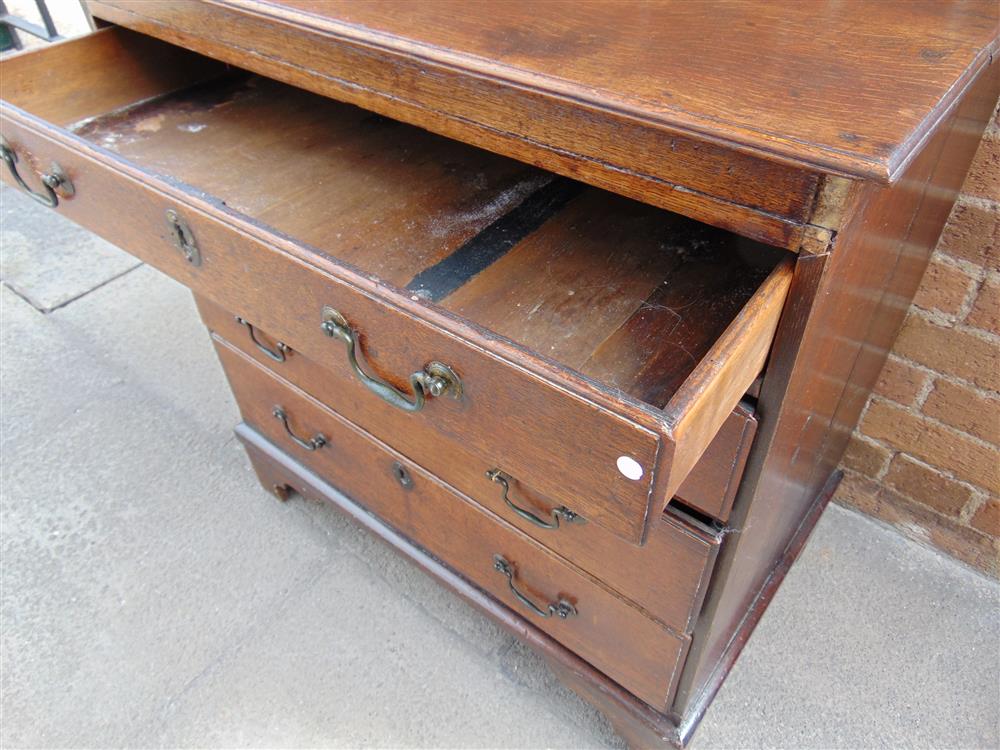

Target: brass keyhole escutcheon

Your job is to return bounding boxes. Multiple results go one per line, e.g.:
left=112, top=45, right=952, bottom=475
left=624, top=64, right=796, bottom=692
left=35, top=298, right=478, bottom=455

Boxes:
left=165, top=208, right=201, bottom=266
left=392, top=461, right=414, bottom=489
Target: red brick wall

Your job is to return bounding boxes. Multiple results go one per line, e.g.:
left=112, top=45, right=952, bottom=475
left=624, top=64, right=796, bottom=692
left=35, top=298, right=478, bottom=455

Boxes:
left=835, top=103, right=1000, bottom=577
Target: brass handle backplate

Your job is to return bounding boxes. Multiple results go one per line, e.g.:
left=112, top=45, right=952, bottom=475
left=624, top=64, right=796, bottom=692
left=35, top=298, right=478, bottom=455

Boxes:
left=0, top=136, right=74, bottom=207
left=272, top=406, right=327, bottom=451
left=486, top=469, right=584, bottom=530
left=493, top=555, right=577, bottom=619
left=320, top=306, right=461, bottom=413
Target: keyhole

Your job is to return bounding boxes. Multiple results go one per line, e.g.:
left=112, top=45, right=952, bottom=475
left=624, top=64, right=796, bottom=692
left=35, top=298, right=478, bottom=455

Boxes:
left=392, top=462, right=413, bottom=489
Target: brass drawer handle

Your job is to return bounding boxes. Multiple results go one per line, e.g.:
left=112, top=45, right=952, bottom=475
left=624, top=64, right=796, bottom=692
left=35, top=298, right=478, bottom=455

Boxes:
left=320, top=306, right=462, bottom=413
left=486, top=469, right=584, bottom=529
left=236, top=316, right=290, bottom=362
left=493, top=555, right=577, bottom=619
left=272, top=406, right=327, bottom=451
left=0, top=136, right=74, bottom=208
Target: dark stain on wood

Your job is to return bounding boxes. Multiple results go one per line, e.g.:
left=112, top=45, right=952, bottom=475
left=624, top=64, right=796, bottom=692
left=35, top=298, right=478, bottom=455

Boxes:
left=405, top=177, right=581, bottom=301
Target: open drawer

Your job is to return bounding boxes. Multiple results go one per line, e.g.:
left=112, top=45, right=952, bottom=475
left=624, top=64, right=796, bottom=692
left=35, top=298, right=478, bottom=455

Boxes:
left=0, top=29, right=793, bottom=544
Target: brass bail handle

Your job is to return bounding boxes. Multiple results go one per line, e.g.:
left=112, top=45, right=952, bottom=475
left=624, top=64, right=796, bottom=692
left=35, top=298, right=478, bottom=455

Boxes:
left=236, top=316, right=290, bottom=362
left=486, top=469, right=584, bottom=530
left=0, top=136, right=74, bottom=208
left=492, top=555, right=577, bottom=619
left=320, top=306, right=462, bottom=413
left=272, top=406, right=327, bottom=451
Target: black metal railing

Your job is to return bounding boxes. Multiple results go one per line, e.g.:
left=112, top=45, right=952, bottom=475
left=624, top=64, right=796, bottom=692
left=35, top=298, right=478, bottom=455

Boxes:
left=1, top=0, right=63, bottom=51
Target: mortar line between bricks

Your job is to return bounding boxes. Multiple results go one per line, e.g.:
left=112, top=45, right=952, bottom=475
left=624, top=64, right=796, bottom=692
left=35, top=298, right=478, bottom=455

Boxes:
left=882, top=352, right=1000, bottom=401
left=841, top=460, right=991, bottom=541
left=866, top=393, right=1000, bottom=452
left=931, top=250, right=991, bottom=280
left=845, top=424, right=993, bottom=524
left=958, top=194, right=1000, bottom=211
left=124, top=539, right=338, bottom=746
left=909, top=306, right=1000, bottom=344
left=960, top=492, right=992, bottom=525
left=833, top=485, right=1000, bottom=581
left=43, top=261, right=145, bottom=314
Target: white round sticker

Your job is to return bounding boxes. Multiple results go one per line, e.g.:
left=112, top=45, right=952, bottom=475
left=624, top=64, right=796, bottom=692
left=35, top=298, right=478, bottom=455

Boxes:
left=616, top=456, right=644, bottom=481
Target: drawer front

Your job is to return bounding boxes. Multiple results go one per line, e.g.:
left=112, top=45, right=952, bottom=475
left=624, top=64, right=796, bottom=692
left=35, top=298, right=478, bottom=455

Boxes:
left=679, top=404, right=756, bottom=521
left=90, top=0, right=822, bottom=251
left=198, top=295, right=755, bottom=523
left=2, top=30, right=793, bottom=545
left=0, top=111, right=661, bottom=544
left=215, top=340, right=690, bottom=710
left=211, top=332, right=719, bottom=633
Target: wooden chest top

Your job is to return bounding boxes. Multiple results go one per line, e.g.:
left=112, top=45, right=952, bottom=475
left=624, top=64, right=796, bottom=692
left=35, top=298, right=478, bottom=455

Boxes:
left=93, top=0, right=999, bottom=182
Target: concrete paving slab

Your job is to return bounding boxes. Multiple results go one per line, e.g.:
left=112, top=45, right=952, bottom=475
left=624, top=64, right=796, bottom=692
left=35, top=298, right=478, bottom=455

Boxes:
left=0, top=272, right=340, bottom=747
left=46, top=263, right=238, bottom=435
left=143, top=549, right=620, bottom=750
left=299, top=498, right=516, bottom=660
left=1, top=184, right=141, bottom=312
left=0, top=284, right=123, bottom=448
left=692, top=504, right=1000, bottom=750
left=1, top=408, right=333, bottom=748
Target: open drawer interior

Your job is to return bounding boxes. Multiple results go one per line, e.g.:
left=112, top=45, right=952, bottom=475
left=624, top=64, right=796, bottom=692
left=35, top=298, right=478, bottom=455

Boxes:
left=1, top=29, right=794, bottom=527
left=73, top=71, right=785, bottom=409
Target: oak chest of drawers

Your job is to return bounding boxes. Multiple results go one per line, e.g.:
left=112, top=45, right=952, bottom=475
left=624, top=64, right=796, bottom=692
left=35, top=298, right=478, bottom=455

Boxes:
left=2, top=2, right=996, bottom=746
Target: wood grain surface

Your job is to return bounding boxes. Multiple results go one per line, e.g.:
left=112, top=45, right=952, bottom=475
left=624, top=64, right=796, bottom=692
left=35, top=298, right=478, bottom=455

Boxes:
left=1, top=31, right=789, bottom=542
left=221, top=348, right=690, bottom=710
left=48, top=56, right=781, bottom=413
left=671, top=52, right=1000, bottom=719
left=91, top=0, right=1000, bottom=182
left=662, top=259, right=793, bottom=501
left=0, top=26, right=224, bottom=127
left=3, top=10, right=996, bottom=746
left=208, top=325, right=725, bottom=635
left=200, top=295, right=758, bottom=524
left=87, top=0, right=827, bottom=248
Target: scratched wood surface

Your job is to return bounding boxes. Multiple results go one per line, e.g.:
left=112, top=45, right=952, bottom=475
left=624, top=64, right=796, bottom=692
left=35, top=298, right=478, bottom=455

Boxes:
left=91, top=0, right=1000, bottom=182
left=68, top=71, right=783, bottom=411
left=1, top=31, right=788, bottom=544
left=87, top=1, right=824, bottom=249
left=211, top=333, right=721, bottom=635
left=68, top=74, right=548, bottom=288
left=200, top=295, right=759, bottom=523
left=221, top=349, right=690, bottom=709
